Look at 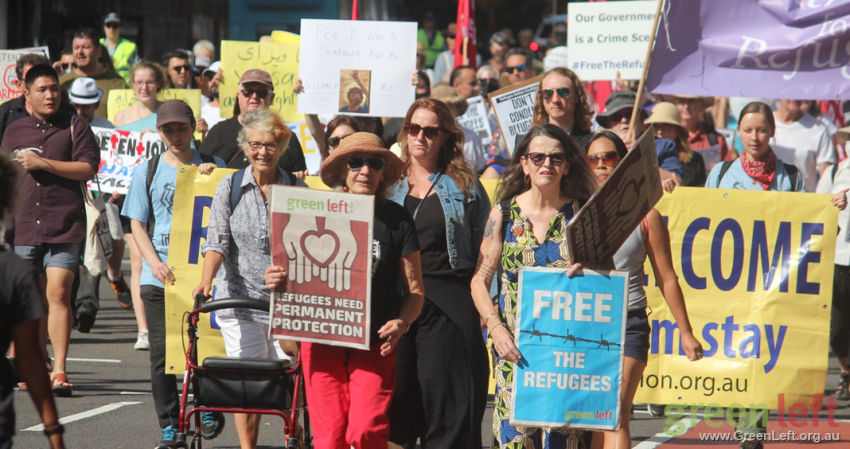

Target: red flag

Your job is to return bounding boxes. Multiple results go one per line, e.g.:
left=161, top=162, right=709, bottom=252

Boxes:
left=352, top=0, right=360, bottom=20
left=822, top=100, right=847, bottom=161
left=454, top=0, right=477, bottom=70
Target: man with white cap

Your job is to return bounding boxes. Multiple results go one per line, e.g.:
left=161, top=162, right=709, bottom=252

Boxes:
left=200, top=68, right=307, bottom=176
left=68, top=77, right=113, bottom=129
left=199, top=61, right=223, bottom=132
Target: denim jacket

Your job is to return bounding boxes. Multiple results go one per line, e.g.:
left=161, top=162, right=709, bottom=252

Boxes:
left=389, top=170, right=491, bottom=270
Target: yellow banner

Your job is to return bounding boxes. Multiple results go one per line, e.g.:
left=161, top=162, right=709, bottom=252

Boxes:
left=106, top=89, right=203, bottom=140
left=635, top=187, right=836, bottom=409
left=220, top=40, right=302, bottom=123
left=164, top=166, right=236, bottom=374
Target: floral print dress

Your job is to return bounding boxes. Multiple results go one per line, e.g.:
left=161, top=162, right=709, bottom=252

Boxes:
left=492, top=197, right=590, bottom=449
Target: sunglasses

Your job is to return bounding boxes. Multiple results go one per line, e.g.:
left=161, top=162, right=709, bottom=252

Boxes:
left=526, top=152, right=567, bottom=166
left=241, top=88, right=270, bottom=98
left=170, top=65, right=193, bottom=73
left=406, top=123, right=442, bottom=139
left=60, top=62, right=77, bottom=70
left=607, top=110, right=632, bottom=123
left=506, top=64, right=527, bottom=74
left=347, top=157, right=386, bottom=171
left=542, top=87, right=570, bottom=100
left=328, top=134, right=352, bottom=148
left=105, top=23, right=120, bottom=29
left=586, top=151, right=620, bottom=168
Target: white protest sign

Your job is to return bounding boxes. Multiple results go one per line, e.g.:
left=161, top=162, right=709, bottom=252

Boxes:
left=694, top=145, right=721, bottom=167
left=87, top=127, right=167, bottom=195
left=288, top=121, right=323, bottom=175
left=456, top=96, right=493, bottom=145
left=717, top=128, right=735, bottom=152
left=488, top=75, right=542, bottom=156
left=1, top=51, right=26, bottom=102
left=15, top=46, right=50, bottom=59
left=298, top=19, right=417, bottom=118
left=567, top=1, right=658, bottom=80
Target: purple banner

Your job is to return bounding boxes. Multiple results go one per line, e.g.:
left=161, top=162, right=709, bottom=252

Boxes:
left=647, top=0, right=850, bottom=100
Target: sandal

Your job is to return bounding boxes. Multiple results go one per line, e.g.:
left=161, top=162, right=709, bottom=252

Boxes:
left=836, top=372, right=850, bottom=401
left=50, top=373, right=73, bottom=397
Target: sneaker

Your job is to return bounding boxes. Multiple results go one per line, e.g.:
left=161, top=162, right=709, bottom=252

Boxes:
left=110, top=276, right=133, bottom=309
left=836, top=372, right=850, bottom=400
left=76, top=305, right=96, bottom=333
left=134, top=330, right=150, bottom=351
left=155, top=426, right=177, bottom=449
left=200, top=411, right=225, bottom=440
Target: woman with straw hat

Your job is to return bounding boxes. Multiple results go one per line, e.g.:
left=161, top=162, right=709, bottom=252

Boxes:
left=646, top=101, right=707, bottom=188
left=265, top=132, right=424, bottom=449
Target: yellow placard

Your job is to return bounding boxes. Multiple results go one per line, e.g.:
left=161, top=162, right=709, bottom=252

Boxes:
left=220, top=40, right=302, bottom=123
left=106, top=89, right=204, bottom=140
left=165, top=166, right=237, bottom=374
left=271, top=30, right=301, bottom=45
left=635, top=187, right=836, bottom=409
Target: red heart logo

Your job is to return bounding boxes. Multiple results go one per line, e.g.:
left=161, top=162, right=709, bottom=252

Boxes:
left=300, top=227, right=340, bottom=268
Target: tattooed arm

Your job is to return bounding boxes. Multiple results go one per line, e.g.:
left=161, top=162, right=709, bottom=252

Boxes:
left=470, top=207, right=522, bottom=362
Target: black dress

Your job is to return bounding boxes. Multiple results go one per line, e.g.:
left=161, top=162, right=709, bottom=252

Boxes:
left=389, top=194, right=489, bottom=449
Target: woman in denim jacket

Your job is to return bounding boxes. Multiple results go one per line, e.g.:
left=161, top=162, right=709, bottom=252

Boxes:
left=387, top=98, right=491, bottom=449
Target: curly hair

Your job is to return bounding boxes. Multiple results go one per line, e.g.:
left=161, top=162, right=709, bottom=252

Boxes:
left=129, top=61, right=167, bottom=94
left=0, top=152, right=19, bottom=226
left=398, top=97, right=477, bottom=197
left=495, top=124, right=597, bottom=204
left=237, top=108, right=293, bottom=162
left=531, top=68, right=593, bottom=134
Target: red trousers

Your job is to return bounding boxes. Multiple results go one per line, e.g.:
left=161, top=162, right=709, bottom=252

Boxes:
left=302, top=342, right=397, bottom=449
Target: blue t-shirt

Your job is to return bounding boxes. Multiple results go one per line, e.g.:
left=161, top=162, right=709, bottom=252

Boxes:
left=704, top=157, right=806, bottom=192
left=121, top=151, right=226, bottom=287
left=116, top=113, right=158, bottom=132
left=655, top=137, right=682, bottom=177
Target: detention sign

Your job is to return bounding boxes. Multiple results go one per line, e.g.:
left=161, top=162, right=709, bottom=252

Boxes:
left=268, top=186, right=374, bottom=349
left=511, top=267, right=628, bottom=430
left=567, top=1, right=658, bottom=80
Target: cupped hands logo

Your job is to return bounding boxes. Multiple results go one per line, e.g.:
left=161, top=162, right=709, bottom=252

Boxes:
left=284, top=216, right=357, bottom=292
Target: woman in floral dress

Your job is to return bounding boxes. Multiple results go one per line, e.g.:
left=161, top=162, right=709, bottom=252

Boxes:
left=470, top=124, right=597, bottom=449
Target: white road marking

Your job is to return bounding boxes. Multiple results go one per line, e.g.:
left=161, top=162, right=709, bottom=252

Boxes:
left=22, top=402, right=142, bottom=431
left=119, top=391, right=152, bottom=395
left=633, top=417, right=702, bottom=449
left=66, top=358, right=122, bottom=363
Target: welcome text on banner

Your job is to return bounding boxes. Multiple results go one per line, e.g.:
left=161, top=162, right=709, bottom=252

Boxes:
left=164, top=166, right=236, bottom=374
left=220, top=40, right=302, bottom=123
left=635, top=187, right=836, bottom=409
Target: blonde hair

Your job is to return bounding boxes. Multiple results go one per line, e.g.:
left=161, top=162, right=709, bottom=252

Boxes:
left=129, top=61, right=166, bottom=93
left=398, top=98, right=476, bottom=197
left=531, top=68, right=593, bottom=134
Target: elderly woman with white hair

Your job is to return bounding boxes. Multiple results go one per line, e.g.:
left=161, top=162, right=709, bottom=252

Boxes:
left=192, top=107, right=307, bottom=449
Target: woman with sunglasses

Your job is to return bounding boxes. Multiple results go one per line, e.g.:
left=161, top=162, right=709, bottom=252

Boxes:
left=471, top=124, right=598, bottom=448
left=585, top=130, right=703, bottom=449
left=387, top=98, right=491, bottom=449
left=194, top=108, right=306, bottom=449
left=266, top=132, right=424, bottom=449
left=324, top=116, right=362, bottom=158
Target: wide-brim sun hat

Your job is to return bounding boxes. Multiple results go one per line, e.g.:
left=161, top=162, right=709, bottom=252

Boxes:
left=644, top=102, right=686, bottom=131
left=320, top=132, right=404, bottom=188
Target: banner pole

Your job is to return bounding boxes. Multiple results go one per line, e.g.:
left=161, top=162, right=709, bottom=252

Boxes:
left=627, top=0, right=665, bottom=144
left=463, top=36, right=469, bottom=65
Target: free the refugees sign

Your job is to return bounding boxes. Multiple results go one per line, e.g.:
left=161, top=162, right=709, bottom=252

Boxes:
left=268, top=186, right=374, bottom=349
left=87, top=126, right=168, bottom=195
left=488, top=74, right=542, bottom=155
left=511, top=267, right=628, bottom=429
left=567, top=128, right=662, bottom=265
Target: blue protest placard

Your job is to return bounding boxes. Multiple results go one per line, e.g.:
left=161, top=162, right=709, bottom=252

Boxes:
left=510, top=267, right=628, bottom=430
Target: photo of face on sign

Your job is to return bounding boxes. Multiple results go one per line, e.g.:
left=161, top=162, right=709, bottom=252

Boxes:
left=339, top=69, right=371, bottom=114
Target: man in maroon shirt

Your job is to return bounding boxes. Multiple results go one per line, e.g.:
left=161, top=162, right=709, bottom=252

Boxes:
left=0, top=64, right=100, bottom=397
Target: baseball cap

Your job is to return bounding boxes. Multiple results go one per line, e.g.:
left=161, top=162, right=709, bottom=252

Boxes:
left=68, top=78, right=103, bottom=105
left=194, top=55, right=211, bottom=70
left=104, top=13, right=121, bottom=25
left=239, top=69, right=274, bottom=89
left=202, top=61, right=221, bottom=78
left=156, top=99, right=195, bottom=128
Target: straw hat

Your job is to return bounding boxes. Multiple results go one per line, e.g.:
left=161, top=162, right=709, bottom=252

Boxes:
left=661, top=94, right=715, bottom=108
left=320, top=132, right=404, bottom=188
left=644, top=102, right=686, bottom=132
